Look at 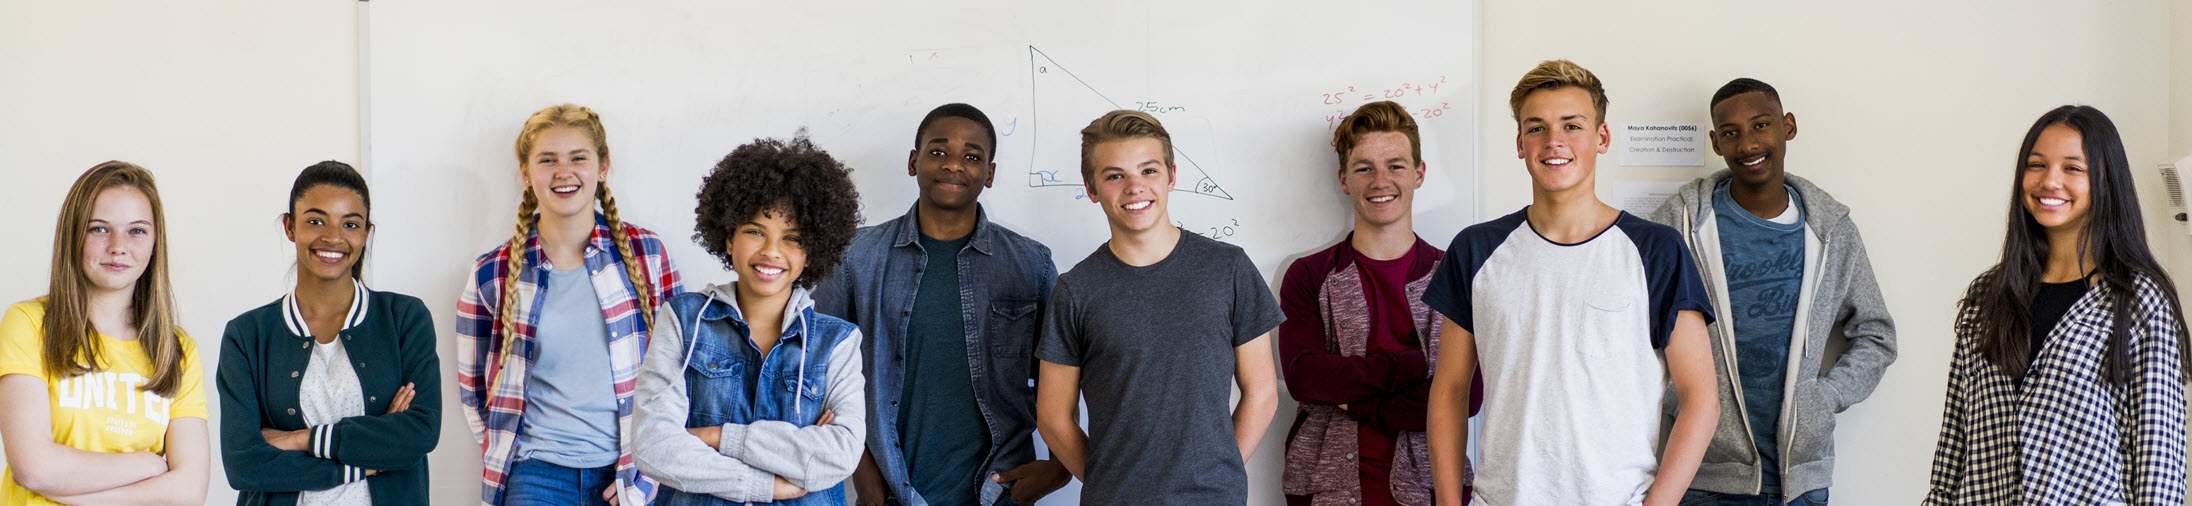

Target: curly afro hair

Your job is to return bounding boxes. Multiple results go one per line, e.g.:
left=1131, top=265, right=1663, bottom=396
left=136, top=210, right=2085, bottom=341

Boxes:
left=694, top=134, right=863, bottom=289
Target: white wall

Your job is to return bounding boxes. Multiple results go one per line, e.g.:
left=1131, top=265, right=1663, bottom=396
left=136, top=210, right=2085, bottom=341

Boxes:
left=2172, top=0, right=2192, bottom=320
left=0, top=2, right=361, bottom=504
left=1476, top=1, right=2181, bottom=503
left=3, top=1, right=2188, bottom=505
left=2180, top=1, right=2192, bottom=160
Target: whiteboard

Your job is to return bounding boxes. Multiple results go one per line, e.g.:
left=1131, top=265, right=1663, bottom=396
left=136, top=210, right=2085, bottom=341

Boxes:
left=364, top=1, right=1478, bottom=504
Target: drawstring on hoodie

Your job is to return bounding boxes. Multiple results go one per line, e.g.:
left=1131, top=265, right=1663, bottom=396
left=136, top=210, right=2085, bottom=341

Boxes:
left=794, top=315, right=809, bottom=422
left=679, top=291, right=712, bottom=380
left=678, top=288, right=817, bottom=423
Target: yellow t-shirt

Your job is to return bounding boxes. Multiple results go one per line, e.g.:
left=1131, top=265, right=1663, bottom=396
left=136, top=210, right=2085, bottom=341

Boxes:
left=0, top=300, right=205, bottom=505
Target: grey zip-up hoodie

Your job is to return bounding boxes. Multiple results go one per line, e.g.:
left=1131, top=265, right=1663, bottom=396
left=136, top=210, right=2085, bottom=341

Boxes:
left=631, top=282, right=867, bottom=503
left=1646, top=170, right=1898, bottom=496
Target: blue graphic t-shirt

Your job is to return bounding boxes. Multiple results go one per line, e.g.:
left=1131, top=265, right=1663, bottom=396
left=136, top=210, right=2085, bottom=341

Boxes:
left=1712, top=180, right=1804, bottom=494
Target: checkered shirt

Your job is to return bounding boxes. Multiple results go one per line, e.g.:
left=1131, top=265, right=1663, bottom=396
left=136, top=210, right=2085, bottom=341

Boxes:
left=1925, top=274, right=2186, bottom=505
left=455, top=214, right=682, bottom=506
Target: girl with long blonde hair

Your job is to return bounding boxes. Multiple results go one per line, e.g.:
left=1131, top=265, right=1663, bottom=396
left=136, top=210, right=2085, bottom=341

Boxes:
left=456, top=105, right=683, bottom=506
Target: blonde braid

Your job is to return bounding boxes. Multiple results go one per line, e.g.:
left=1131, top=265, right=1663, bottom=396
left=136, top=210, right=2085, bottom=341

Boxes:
left=495, top=190, right=539, bottom=376
left=598, top=183, right=657, bottom=330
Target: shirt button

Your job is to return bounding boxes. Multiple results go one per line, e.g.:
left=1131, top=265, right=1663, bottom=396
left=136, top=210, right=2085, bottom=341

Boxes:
left=370, top=396, right=378, bottom=402
left=301, top=342, right=310, bottom=349
left=287, top=408, right=297, bottom=415
left=1345, top=452, right=1356, bottom=461
left=291, top=371, right=300, bottom=378
left=357, top=362, right=365, bottom=368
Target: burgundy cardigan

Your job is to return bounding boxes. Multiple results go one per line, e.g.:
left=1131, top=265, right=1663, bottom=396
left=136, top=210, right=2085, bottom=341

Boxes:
left=1279, top=237, right=1480, bottom=506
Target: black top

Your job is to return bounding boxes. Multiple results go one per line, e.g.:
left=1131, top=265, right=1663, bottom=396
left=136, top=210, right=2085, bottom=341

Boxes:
left=2029, top=278, right=2092, bottom=364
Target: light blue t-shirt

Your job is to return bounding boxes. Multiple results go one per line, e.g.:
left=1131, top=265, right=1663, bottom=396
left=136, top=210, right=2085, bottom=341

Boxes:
left=1712, top=180, right=1805, bottom=494
left=514, top=267, right=622, bottom=468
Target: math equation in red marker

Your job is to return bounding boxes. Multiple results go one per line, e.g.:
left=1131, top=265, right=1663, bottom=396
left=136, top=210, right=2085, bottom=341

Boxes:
left=1318, top=74, right=1455, bottom=130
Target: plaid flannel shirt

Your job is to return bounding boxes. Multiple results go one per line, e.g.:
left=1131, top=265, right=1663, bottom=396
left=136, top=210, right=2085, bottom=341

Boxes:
left=456, top=213, right=683, bottom=506
left=1926, top=273, right=2187, bottom=505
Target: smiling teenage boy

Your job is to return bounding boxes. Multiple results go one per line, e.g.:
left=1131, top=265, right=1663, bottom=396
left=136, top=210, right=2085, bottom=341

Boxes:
left=1034, top=109, right=1283, bottom=505
left=1645, top=78, right=1896, bottom=506
left=1422, top=60, right=1719, bottom=506
left=1279, top=100, right=1482, bottom=506
left=817, top=103, right=1068, bottom=506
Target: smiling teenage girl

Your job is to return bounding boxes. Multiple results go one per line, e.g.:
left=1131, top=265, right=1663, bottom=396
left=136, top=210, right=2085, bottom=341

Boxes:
left=219, top=161, right=442, bottom=505
left=457, top=105, right=684, bottom=506
left=1925, top=105, right=2187, bottom=505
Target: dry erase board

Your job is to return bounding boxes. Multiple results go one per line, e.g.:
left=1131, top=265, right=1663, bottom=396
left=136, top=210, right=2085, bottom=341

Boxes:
left=364, top=2, right=1478, bottom=503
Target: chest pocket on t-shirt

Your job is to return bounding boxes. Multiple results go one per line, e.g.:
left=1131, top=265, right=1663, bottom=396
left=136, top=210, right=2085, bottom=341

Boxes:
left=1580, top=287, right=1638, bottom=360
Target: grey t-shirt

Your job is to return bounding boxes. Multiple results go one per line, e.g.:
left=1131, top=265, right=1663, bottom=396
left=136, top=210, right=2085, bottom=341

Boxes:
left=515, top=267, right=622, bottom=468
left=1035, top=232, right=1283, bottom=505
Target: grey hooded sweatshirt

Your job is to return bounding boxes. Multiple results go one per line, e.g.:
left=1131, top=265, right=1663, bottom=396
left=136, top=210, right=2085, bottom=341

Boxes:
left=1646, top=170, right=1898, bottom=496
left=631, top=282, right=867, bottom=502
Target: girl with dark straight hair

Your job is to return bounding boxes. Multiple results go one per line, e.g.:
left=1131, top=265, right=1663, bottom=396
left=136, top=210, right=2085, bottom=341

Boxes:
left=1926, top=105, right=2188, bottom=505
left=219, top=161, right=444, bottom=505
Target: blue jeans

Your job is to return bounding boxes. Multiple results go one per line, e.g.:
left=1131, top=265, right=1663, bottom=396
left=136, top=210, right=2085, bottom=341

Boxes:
left=504, top=458, right=617, bottom=506
left=1680, top=488, right=1828, bottom=506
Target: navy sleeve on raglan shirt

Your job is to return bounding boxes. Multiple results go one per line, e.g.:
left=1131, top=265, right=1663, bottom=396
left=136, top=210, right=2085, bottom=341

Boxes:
left=1422, top=210, right=1531, bottom=335
left=1421, top=244, right=1475, bottom=334
left=1618, top=213, right=1715, bottom=349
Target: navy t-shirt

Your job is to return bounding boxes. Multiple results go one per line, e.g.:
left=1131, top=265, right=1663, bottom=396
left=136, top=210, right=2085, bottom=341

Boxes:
left=899, top=233, right=985, bottom=505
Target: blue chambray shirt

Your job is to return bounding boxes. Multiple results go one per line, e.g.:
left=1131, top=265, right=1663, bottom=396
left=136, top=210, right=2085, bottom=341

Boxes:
left=813, top=205, right=1056, bottom=506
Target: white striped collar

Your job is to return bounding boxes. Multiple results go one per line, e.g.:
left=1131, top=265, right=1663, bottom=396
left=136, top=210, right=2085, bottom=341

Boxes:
left=281, top=278, right=370, bottom=338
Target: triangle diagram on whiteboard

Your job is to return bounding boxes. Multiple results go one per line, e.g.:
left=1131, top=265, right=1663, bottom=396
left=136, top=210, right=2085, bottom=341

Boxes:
left=1025, top=46, right=1234, bottom=200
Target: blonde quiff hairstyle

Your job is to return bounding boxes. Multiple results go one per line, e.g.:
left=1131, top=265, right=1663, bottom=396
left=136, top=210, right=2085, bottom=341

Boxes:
left=1078, top=110, right=1174, bottom=183
left=43, top=161, right=188, bottom=397
left=1508, top=59, right=1609, bottom=126
left=1331, top=100, right=1423, bottom=171
left=497, top=105, right=660, bottom=369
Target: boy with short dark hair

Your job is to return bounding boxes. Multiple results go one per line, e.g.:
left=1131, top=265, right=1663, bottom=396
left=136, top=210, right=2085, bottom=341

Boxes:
left=1646, top=78, right=1896, bottom=506
left=819, top=103, right=1069, bottom=506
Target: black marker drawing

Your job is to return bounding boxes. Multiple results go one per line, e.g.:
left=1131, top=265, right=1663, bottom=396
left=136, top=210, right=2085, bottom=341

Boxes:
left=1026, top=45, right=1235, bottom=200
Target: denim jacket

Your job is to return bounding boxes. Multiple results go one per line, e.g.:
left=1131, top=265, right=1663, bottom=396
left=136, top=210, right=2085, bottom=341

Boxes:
left=813, top=205, right=1056, bottom=506
left=634, top=283, right=867, bottom=505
